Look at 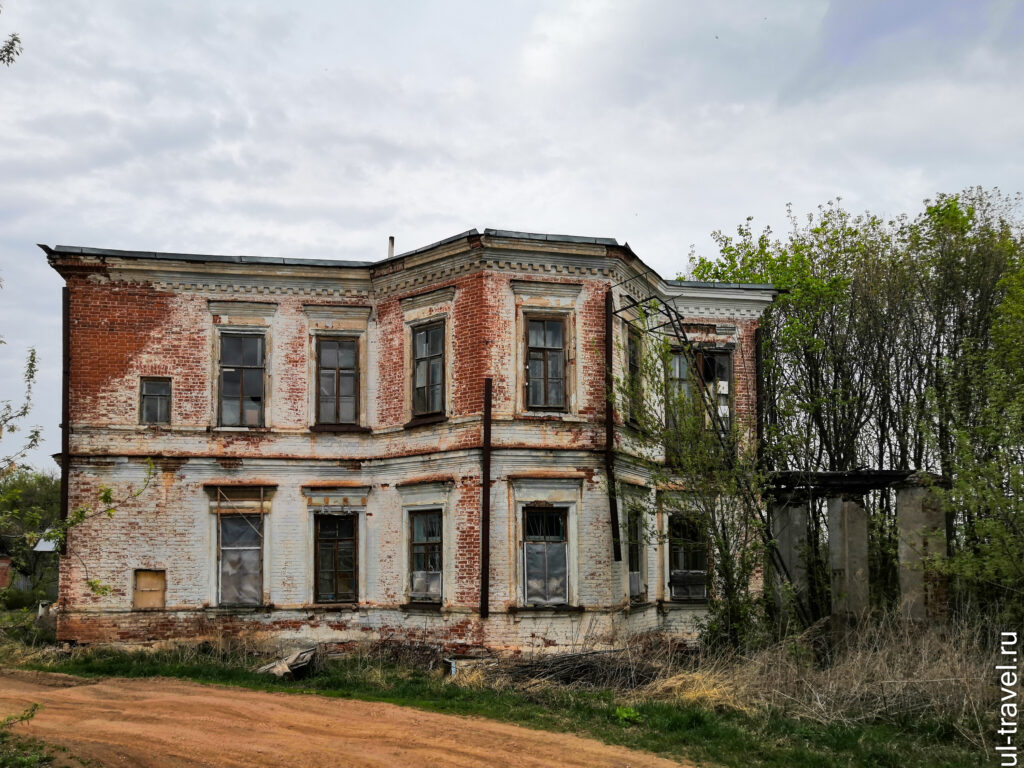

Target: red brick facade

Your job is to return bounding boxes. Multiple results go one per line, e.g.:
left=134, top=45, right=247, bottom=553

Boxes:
left=45, top=231, right=775, bottom=649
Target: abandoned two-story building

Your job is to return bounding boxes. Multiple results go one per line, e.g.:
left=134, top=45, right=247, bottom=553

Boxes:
left=43, top=229, right=775, bottom=650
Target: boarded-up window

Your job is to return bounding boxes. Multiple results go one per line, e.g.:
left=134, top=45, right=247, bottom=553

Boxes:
left=409, top=509, right=442, bottom=602
left=668, top=513, right=708, bottom=602
left=133, top=569, right=165, bottom=609
left=315, top=514, right=357, bottom=602
left=523, top=506, right=568, bottom=605
left=220, top=515, right=263, bottom=605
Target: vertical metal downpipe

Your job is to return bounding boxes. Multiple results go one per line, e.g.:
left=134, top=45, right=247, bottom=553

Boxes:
left=479, top=377, right=492, bottom=618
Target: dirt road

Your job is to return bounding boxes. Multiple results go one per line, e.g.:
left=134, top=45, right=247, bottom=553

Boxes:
left=0, top=670, right=688, bottom=767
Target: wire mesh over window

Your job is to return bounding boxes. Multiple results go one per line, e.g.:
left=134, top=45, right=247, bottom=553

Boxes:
left=409, top=509, right=442, bottom=602
left=526, top=318, right=565, bottom=409
left=412, top=322, right=444, bottom=416
left=219, top=515, right=263, bottom=606
left=140, top=377, right=171, bottom=424
left=523, top=506, right=568, bottom=605
left=318, top=338, right=358, bottom=424
left=315, top=514, right=357, bottom=602
left=668, top=513, right=708, bottom=602
left=220, top=334, right=264, bottom=427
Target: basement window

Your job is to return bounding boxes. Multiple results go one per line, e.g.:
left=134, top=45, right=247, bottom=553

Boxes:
left=140, top=377, right=171, bottom=425
left=409, top=509, right=442, bottom=603
left=668, top=513, right=708, bottom=603
left=132, top=569, right=165, bottom=610
left=523, top=506, right=568, bottom=606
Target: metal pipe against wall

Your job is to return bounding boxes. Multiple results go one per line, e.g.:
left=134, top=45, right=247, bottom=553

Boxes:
left=479, top=377, right=493, bottom=618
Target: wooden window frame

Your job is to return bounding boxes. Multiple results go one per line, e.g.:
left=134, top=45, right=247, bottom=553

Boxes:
left=217, top=513, right=264, bottom=607
left=667, top=512, right=709, bottom=604
left=218, top=333, right=266, bottom=427
left=314, top=513, right=358, bottom=604
left=316, top=337, right=359, bottom=425
left=139, top=377, right=171, bottom=425
left=408, top=508, right=443, bottom=604
left=522, top=505, right=569, bottom=606
left=627, top=510, right=646, bottom=602
left=524, top=316, right=567, bottom=411
left=411, top=320, right=445, bottom=417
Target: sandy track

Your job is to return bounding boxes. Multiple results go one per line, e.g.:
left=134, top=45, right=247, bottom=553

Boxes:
left=0, top=670, right=689, bottom=767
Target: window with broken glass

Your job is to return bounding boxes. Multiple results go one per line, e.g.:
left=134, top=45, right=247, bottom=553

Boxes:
left=698, top=350, right=731, bottom=432
left=668, top=513, right=709, bottom=602
left=317, top=337, right=358, bottom=424
left=140, top=377, right=171, bottom=424
left=526, top=318, right=565, bottom=410
left=412, top=321, right=444, bottom=416
left=523, top=506, right=568, bottom=606
left=219, top=334, right=265, bottom=427
left=219, top=514, right=263, bottom=606
left=315, top=514, right=357, bottom=603
left=409, top=509, right=442, bottom=602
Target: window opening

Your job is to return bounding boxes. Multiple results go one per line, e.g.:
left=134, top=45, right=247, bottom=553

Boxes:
left=523, top=506, right=568, bottom=605
left=317, top=338, right=358, bottom=424
left=412, top=322, right=444, bottom=416
left=409, top=509, right=442, bottom=602
left=220, top=334, right=265, bottom=426
left=526, top=318, right=565, bottom=409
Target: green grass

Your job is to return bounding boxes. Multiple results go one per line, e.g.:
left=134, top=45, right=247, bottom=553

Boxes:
left=11, top=646, right=992, bottom=768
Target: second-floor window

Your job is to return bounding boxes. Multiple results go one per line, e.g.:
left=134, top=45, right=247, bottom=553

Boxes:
left=140, top=377, right=171, bottom=424
left=626, top=329, right=642, bottom=423
left=699, top=350, right=731, bottom=432
left=220, top=334, right=265, bottom=427
left=317, top=338, right=358, bottom=424
left=412, top=321, right=444, bottom=416
left=526, top=318, right=565, bottom=410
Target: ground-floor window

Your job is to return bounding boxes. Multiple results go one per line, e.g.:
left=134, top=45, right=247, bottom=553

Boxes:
left=668, top=513, right=708, bottom=602
left=409, top=509, right=442, bottom=602
left=315, top=514, right=357, bottom=602
left=219, top=515, right=263, bottom=606
left=627, top=510, right=645, bottom=601
left=523, top=505, right=568, bottom=605
left=133, top=569, right=166, bottom=609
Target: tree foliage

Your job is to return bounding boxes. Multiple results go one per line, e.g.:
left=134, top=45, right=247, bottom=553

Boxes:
left=688, top=187, right=1024, bottom=622
left=0, top=3, right=21, bottom=68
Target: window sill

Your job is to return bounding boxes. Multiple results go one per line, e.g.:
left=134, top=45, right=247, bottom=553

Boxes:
left=658, top=599, right=709, bottom=610
left=400, top=601, right=442, bottom=612
left=404, top=413, right=448, bottom=429
left=508, top=604, right=584, bottom=614
left=210, top=426, right=270, bottom=433
left=308, top=602, right=360, bottom=612
left=310, top=424, right=371, bottom=434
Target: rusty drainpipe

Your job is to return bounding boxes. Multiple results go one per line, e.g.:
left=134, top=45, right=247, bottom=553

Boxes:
left=605, top=290, right=622, bottom=562
left=479, top=377, right=493, bottom=618
left=59, top=286, right=70, bottom=554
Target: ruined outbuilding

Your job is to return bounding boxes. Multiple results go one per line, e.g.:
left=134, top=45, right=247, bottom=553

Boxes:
left=44, top=229, right=775, bottom=650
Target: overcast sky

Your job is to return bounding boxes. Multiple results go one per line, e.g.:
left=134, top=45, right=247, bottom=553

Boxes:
left=1, top=0, right=1022, bottom=469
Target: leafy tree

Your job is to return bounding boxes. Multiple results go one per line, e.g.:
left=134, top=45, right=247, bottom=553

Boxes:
left=0, top=3, right=21, bottom=67
left=0, top=470, right=59, bottom=592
